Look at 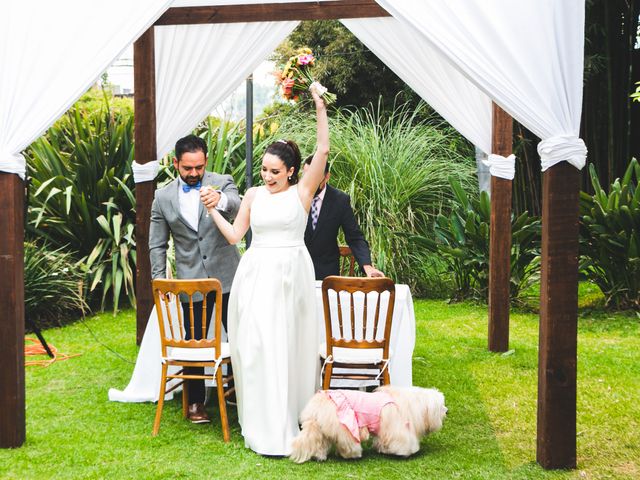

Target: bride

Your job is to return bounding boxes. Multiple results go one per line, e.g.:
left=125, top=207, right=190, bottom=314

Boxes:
left=201, top=83, right=328, bottom=455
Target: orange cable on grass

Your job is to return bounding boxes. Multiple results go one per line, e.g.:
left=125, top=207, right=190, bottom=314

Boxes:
left=24, top=337, right=81, bottom=367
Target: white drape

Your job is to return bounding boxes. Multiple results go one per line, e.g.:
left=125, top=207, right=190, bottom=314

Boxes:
left=376, top=0, right=587, bottom=171
left=342, top=17, right=492, bottom=155
left=0, top=0, right=172, bottom=179
left=132, top=160, right=161, bottom=183
left=483, top=154, right=516, bottom=181
left=154, top=21, right=299, bottom=160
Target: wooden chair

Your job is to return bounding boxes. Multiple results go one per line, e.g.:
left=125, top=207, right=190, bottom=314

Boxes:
left=320, top=276, right=396, bottom=390
left=339, top=245, right=356, bottom=276
left=151, top=278, right=232, bottom=440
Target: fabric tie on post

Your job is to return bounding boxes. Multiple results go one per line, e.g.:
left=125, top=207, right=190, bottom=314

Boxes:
left=132, top=160, right=160, bottom=183
left=182, top=181, right=202, bottom=193
left=481, top=153, right=516, bottom=180
left=311, top=195, right=321, bottom=230
left=538, top=135, right=587, bottom=172
left=0, top=151, right=27, bottom=180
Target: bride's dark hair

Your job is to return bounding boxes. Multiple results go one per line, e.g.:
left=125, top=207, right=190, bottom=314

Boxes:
left=265, top=139, right=301, bottom=184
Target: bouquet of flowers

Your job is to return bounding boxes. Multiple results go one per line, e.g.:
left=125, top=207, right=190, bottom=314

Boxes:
left=274, top=48, right=337, bottom=104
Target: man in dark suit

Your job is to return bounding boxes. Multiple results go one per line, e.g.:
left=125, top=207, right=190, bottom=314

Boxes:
left=303, top=157, right=384, bottom=280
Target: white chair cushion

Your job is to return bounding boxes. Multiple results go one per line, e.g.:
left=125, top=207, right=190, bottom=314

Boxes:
left=319, top=343, right=391, bottom=364
left=165, top=342, right=231, bottom=362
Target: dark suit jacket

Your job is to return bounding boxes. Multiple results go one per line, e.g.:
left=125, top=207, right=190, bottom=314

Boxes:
left=304, top=184, right=372, bottom=280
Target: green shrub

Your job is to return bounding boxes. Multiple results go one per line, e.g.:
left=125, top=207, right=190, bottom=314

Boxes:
left=415, top=177, right=541, bottom=304
left=579, top=158, right=640, bottom=309
left=24, top=241, right=86, bottom=326
left=26, top=89, right=171, bottom=313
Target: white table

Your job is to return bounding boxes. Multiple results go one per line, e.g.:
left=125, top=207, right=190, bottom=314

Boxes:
left=108, top=282, right=415, bottom=403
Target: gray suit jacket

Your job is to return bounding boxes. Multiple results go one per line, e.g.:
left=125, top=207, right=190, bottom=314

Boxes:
left=149, top=171, right=241, bottom=296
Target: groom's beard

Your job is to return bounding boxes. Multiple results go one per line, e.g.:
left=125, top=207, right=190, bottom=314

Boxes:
left=182, top=173, right=203, bottom=186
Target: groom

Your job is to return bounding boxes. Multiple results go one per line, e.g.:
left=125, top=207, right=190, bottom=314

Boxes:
left=149, top=134, right=241, bottom=424
left=303, top=157, right=384, bottom=280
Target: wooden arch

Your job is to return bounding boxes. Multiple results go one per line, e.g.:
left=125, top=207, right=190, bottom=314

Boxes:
left=1, top=0, right=579, bottom=470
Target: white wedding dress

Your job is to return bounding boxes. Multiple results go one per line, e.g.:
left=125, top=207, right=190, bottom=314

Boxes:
left=228, top=185, right=318, bottom=456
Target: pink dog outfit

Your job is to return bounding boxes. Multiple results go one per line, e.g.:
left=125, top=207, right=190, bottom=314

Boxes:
left=325, top=390, right=396, bottom=442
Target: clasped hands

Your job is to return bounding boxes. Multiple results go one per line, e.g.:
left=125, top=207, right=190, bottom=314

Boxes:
left=200, top=186, right=221, bottom=212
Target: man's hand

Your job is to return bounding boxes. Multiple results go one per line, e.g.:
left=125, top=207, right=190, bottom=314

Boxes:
left=200, top=186, right=221, bottom=211
left=363, top=265, right=385, bottom=278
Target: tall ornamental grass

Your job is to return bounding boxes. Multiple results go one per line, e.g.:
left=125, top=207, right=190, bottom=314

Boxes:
left=275, top=101, right=477, bottom=292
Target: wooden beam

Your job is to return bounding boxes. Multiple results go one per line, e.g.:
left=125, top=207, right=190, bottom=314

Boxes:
left=0, top=173, right=25, bottom=448
left=488, top=103, right=513, bottom=352
left=134, top=27, right=157, bottom=345
left=537, top=161, right=579, bottom=469
left=155, top=0, right=390, bottom=25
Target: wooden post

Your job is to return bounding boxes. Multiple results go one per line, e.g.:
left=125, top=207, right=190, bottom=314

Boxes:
left=0, top=172, right=25, bottom=448
left=488, top=104, right=513, bottom=352
left=134, top=27, right=157, bottom=345
left=537, top=161, right=579, bottom=469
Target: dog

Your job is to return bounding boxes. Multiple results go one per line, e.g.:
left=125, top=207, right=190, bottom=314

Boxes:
left=290, top=386, right=446, bottom=463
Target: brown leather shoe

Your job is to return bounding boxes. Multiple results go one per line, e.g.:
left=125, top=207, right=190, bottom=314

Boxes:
left=187, top=403, right=211, bottom=424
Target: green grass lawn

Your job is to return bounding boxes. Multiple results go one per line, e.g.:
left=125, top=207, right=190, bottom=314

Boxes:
left=1, top=298, right=638, bottom=479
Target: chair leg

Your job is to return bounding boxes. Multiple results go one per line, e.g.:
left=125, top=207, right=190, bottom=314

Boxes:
left=322, top=363, right=333, bottom=390
left=182, top=378, right=189, bottom=418
left=153, top=364, right=168, bottom=436
left=216, top=364, right=230, bottom=442
left=382, top=364, right=391, bottom=386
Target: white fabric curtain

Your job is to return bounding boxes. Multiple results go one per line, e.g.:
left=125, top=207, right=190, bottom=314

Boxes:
left=376, top=0, right=587, bottom=171
left=0, top=0, right=172, bottom=179
left=342, top=17, right=492, bottom=155
left=155, top=21, right=299, bottom=160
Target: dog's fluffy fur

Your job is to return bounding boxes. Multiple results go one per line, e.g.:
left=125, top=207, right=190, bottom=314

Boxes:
left=290, top=386, right=446, bottom=463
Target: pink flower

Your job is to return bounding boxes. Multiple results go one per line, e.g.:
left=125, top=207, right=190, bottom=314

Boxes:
left=297, top=54, right=315, bottom=66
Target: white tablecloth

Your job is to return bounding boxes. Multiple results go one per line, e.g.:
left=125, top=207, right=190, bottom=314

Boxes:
left=108, top=282, right=415, bottom=402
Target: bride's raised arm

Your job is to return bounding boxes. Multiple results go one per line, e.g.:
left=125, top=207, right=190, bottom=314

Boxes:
left=297, top=83, right=329, bottom=210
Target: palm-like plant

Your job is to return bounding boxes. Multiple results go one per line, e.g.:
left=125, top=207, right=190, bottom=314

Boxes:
left=579, top=158, right=640, bottom=309
left=415, top=177, right=541, bottom=304
left=26, top=91, right=138, bottom=312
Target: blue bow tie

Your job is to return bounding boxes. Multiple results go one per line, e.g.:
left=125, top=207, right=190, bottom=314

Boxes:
left=182, top=181, right=201, bottom=193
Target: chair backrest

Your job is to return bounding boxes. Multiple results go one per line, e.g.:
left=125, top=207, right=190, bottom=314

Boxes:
left=338, top=245, right=356, bottom=276
left=151, top=278, right=223, bottom=357
left=321, top=276, right=396, bottom=356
